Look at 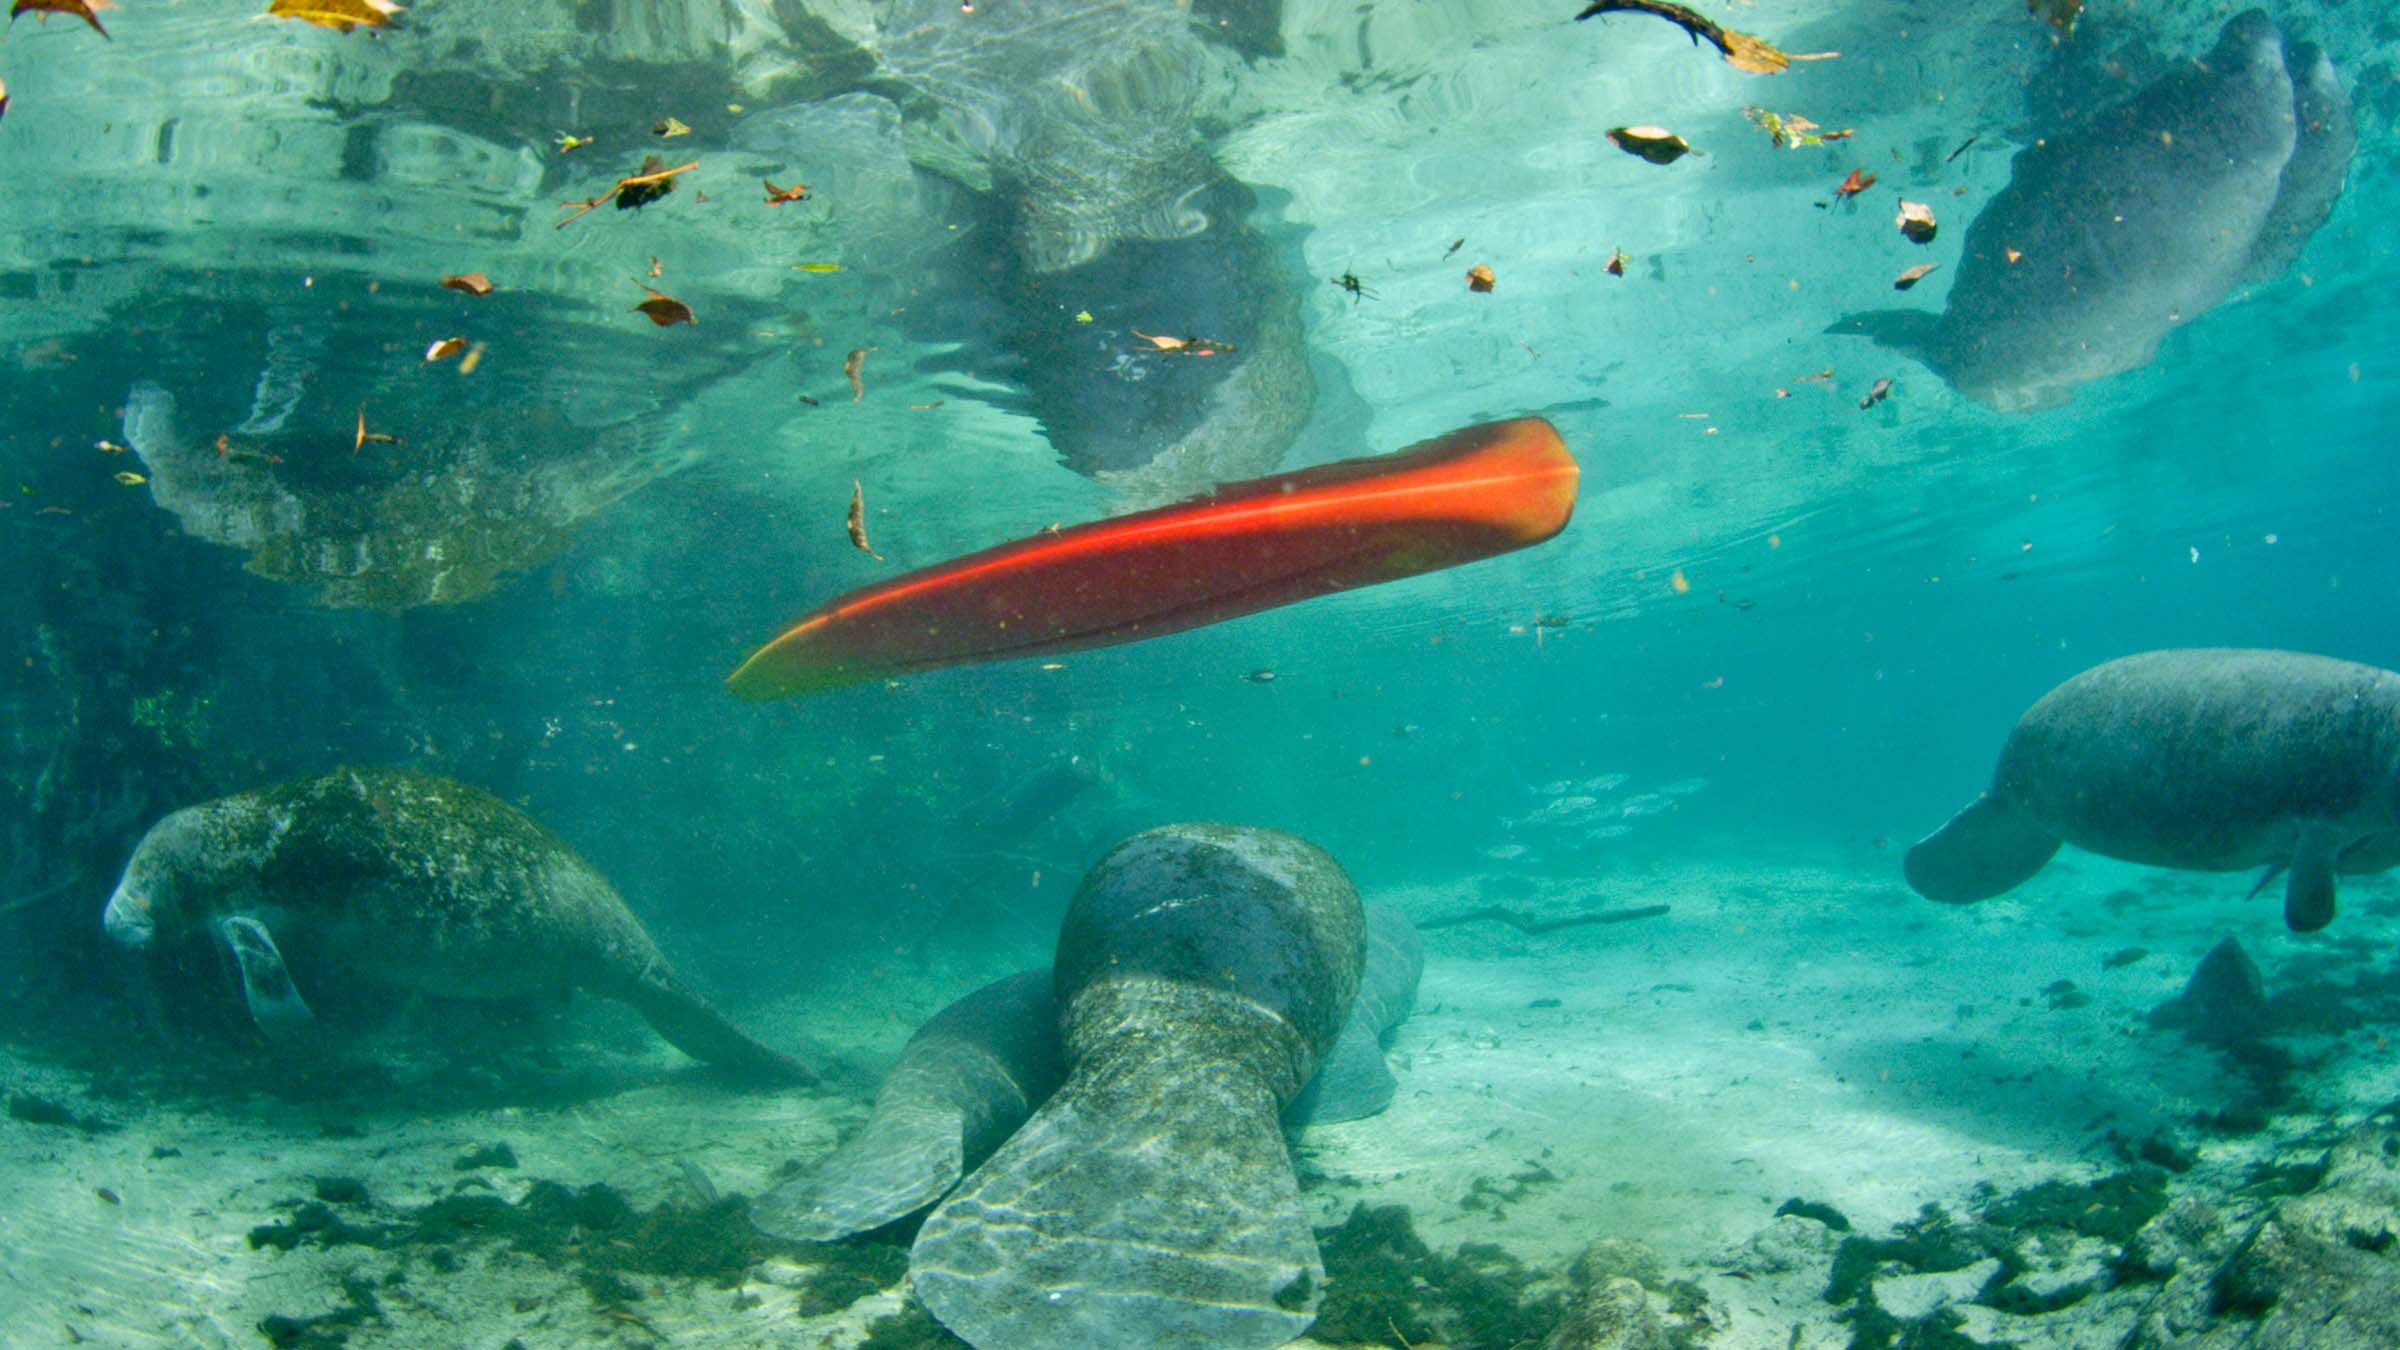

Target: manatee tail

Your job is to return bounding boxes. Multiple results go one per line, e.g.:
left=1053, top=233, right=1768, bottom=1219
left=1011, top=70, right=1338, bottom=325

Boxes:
left=1825, top=309, right=1939, bottom=358
left=617, top=972, right=817, bottom=1086
left=753, top=1105, right=967, bottom=1241
left=911, top=1060, right=1321, bottom=1350
left=1903, top=793, right=2060, bottom=904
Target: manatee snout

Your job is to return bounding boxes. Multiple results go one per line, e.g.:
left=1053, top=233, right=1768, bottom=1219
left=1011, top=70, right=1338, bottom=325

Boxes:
left=102, top=882, right=155, bottom=947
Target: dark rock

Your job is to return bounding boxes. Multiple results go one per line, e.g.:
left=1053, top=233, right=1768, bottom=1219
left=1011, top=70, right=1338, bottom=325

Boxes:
left=2149, top=937, right=2269, bottom=1045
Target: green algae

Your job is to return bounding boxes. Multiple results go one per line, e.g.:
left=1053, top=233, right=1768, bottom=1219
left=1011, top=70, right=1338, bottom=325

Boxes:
left=1307, top=1202, right=1570, bottom=1348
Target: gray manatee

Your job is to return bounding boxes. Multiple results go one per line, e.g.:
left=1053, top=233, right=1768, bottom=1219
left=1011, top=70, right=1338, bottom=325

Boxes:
left=1905, top=650, right=2400, bottom=932
left=103, top=767, right=813, bottom=1084
left=753, top=905, right=1420, bottom=1244
left=910, top=823, right=1365, bottom=1350
left=1830, top=11, right=2303, bottom=411
left=2238, top=40, right=2356, bottom=287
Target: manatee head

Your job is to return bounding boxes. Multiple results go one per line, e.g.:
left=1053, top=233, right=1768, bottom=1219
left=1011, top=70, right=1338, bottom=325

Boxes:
left=103, top=798, right=270, bottom=948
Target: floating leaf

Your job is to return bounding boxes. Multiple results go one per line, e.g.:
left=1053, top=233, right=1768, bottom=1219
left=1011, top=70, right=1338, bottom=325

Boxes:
left=423, top=336, right=467, bottom=363
left=1604, top=249, right=1630, bottom=277
left=353, top=406, right=402, bottom=455
left=762, top=179, right=809, bottom=205
left=1073, top=310, right=1094, bottom=323
left=1127, top=330, right=1236, bottom=355
left=94, top=439, right=129, bottom=454
left=2028, top=0, right=2080, bottom=35
left=1859, top=377, right=1893, bottom=410
left=555, top=133, right=592, bottom=153
left=556, top=157, right=696, bottom=228
left=2005, top=246, right=2024, bottom=264
left=1892, top=262, right=1940, bottom=291
left=633, top=287, right=695, bottom=327
left=439, top=272, right=493, bottom=297
left=847, top=480, right=882, bottom=561
left=0, top=76, right=9, bottom=126
left=844, top=347, right=872, bottom=401
left=1896, top=199, right=1938, bottom=244
left=1834, top=168, right=1876, bottom=199
left=654, top=117, right=691, bottom=138
left=112, top=470, right=145, bottom=486
left=457, top=343, right=485, bottom=376
left=1607, top=126, right=1691, bottom=165
left=1746, top=106, right=1851, bottom=150
left=1574, top=1, right=1803, bottom=75
left=793, top=263, right=842, bottom=274
left=10, top=0, right=114, bottom=37
left=266, top=0, right=404, bottom=32
left=1466, top=265, right=1497, bottom=294
left=1946, top=134, right=1979, bottom=164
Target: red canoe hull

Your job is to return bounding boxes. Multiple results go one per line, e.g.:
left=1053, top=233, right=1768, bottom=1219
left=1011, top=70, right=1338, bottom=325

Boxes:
left=727, top=417, right=1579, bottom=698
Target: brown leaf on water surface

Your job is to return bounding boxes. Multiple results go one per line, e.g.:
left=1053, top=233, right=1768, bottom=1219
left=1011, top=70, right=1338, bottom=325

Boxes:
left=1574, top=1, right=1800, bottom=74
left=10, top=0, right=114, bottom=37
left=423, top=336, right=467, bottom=363
left=1835, top=168, right=1876, bottom=200
left=556, top=157, right=696, bottom=228
left=440, top=273, right=493, bottom=296
left=843, top=347, right=871, bottom=401
left=762, top=179, right=810, bottom=205
left=1896, top=200, right=1938, bottom=244
left=653, top=117, right=691, bottom=138
left=353, top=406, right=402, bottom=455
left=846, top=480, right=882, bottom=561
left=1606, top=126, right=1691, bottom=165
left=0, top=77, right=10, bottom=125
left=1604, top=249, right=1630, bottom=277
left=1893, top=263, right=1940, bottom=291
left=1129, top=330, right=1237, bottom=354
left=267, top=0, right=404, bottom=32
left=2028, top=0, right=2081, bottom=35
left=1465, top=265, right=1497, bottom=293
left=633, top=287, right=695, bottom=327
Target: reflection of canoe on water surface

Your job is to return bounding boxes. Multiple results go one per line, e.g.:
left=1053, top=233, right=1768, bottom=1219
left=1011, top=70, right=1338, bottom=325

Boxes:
left=727, top=417, right=1581, bottom=698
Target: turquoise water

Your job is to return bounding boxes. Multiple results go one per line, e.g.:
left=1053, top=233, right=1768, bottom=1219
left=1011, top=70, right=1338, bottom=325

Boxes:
left=3, top=2, right=2398, bottom=1346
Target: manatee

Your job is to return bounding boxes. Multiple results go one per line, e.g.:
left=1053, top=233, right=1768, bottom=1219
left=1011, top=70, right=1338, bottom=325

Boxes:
left=1829, top=11, right=2300, bottom=411
left=102, top=767, right=813, bottom=1083
left=911, top=823, right=1365, bottom=1349
left=2238, top=40, right=2355, bottom=287
left=1287, top=903, right=1425, bottom=1124
left=1905, top=650, right=2400, bottom=933
left=755, top=905, right=1421, bottom=1244
left=752, top=969, right=1065, bottom=1242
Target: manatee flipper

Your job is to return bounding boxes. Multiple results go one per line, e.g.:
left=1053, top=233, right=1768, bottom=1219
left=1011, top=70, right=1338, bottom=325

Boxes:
left=2282, top=826, right=2341, bottom=933
left=217, top=916, right=315, bottom=1038
left=1903, top=792, right=2063, bottom=904
left=753, top=969, right=1061, bottom=1242
left=912, top=1056, right=1320, bottom=1350
left=616, top=968, right=817, bottom=1086
left=1825, top=309, right=1939, bottom=358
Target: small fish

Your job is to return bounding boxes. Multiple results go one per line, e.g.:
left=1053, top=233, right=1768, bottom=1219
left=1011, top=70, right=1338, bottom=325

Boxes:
left=1658, top=777, right=1710, bottom=797
left=1587, top=824, right=1634, bottom=840
left=1243, top=668, right=1277, bottom=684
left=1859, top=376, right=1893, bottom=410
left=1480, top=843, right=1528, bottom=861
left=677, top=1159, right=721, bottom=1206
left=843, top=347, right=871, bottom=401
left=1535, top=780, right=1575, bottom=796
left=94, top=1187, right=120, bottom=1205
left=1443, top=238, right=1465, bottom=259
left=846, top=480, right=882, bottom=560
left=1578, top=773, right=1629, bottom=793
left=1619, top=793, right=1673, bottom=818
left=2103, top=946, right=2149, bottom=969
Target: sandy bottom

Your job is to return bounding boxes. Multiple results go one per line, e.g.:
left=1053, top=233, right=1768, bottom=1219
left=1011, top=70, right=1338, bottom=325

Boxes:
left=5, top=851, right=2396, bottom=1347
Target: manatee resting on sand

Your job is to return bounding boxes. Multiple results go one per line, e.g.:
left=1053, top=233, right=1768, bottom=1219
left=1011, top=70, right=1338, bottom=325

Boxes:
left=752, top=970, right=1064, bottom=1242
left=911, top=823, right=1366, bottom=1349
left=103, top=768, right=813, bottom=1084
left=1831, top=11, right=2338, bottom=411
left=755, top=904, right=1421, bottom=1244
left=1905, top=650, right=2400, bottom=933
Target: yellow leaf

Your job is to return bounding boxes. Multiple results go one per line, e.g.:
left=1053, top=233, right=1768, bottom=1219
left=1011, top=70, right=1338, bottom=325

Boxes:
left=793, top=263, right=843, bottom=274
left=266, top=0, right=403, bottom=32
left=113, top=470, right=146, bottom=486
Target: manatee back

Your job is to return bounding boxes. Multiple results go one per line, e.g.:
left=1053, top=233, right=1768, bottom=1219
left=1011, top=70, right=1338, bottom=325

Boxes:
left=1999, top=650, right=2400, bottom=865
left=252, top=768, right=662, bottom=998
